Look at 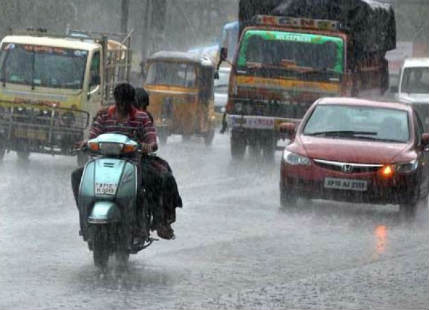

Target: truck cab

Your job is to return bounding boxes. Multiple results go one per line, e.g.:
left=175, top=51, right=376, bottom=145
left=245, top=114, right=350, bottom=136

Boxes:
left=396, top=57, right=429, bottom=129
left=0, top=29, right=131, bottom=162
left=397, top=58, right=429, bottom=104
left=224, top=15, right=389, bottom=161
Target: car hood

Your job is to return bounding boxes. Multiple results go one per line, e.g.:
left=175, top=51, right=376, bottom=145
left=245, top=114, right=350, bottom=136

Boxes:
left=299, top=136, right=411, bottom=164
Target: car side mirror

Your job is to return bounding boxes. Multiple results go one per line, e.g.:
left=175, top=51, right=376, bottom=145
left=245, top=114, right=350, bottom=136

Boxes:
left=279, top=122, right=296, bottom=139
left=421, top=133, right=429, bottom=146
left=214, top=71, right=219, bottom=80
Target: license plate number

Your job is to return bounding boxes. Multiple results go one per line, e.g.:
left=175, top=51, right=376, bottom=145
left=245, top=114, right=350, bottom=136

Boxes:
left=324, top=178, right=367, bottom=191
left=95, top=183, right=118, bottom=195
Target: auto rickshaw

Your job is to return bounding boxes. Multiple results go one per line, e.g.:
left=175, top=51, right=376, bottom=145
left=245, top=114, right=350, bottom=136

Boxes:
left=144, top=51, right=216, bottom=145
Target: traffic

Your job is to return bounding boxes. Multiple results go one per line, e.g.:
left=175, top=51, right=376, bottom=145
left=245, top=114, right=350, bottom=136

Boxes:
left=0, top=0, right=428, bottom=309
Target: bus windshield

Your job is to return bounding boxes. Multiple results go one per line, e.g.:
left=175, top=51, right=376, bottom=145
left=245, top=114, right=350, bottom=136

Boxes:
left=0, top=43, right=88, bottom=90
left=237, top=30, right=344, bottom=74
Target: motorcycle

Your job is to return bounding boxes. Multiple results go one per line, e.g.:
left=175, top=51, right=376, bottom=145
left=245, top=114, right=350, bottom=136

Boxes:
left=77, top=132, right=153, bottom=269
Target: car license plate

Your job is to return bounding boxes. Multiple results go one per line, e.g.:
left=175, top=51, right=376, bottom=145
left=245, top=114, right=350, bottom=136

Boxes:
left=95, top=183, right=118, bottom=195
left=324, top=178, right=367, bottom=191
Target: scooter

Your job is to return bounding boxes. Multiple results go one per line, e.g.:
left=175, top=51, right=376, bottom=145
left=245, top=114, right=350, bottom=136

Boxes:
left=77, top=132, right=153, bottom=269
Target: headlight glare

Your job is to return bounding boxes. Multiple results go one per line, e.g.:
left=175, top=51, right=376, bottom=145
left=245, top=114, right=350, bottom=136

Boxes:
left=283, top=149, right=311, bottom=166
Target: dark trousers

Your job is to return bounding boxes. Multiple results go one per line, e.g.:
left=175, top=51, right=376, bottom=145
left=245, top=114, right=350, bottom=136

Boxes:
left=71, top=156, right=182, bottom=225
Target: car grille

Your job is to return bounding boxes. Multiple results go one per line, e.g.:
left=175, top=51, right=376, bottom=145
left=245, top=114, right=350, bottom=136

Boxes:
left=313, top=159, right=383, bottom=174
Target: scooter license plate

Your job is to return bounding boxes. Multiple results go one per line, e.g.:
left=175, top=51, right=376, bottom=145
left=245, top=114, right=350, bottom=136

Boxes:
left=95, top=183, right=118, bottom=195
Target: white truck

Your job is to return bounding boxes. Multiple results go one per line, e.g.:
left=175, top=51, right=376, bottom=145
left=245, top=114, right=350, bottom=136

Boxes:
left=394, top=57, right=429, bottom=129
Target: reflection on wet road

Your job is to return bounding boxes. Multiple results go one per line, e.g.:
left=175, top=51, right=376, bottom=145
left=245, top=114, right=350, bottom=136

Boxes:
left=0, top=133, right=427, bottom=310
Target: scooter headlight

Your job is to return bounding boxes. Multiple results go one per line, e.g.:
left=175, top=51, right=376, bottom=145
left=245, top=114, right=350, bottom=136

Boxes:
left=282, top=149, right=311, bottom=166
left=99, top=142, right=124, bottom=155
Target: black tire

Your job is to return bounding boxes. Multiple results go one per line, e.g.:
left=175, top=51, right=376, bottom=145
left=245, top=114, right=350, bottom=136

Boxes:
left=248, top=143, right=261, bottom=159
left=17, top=151, right=30, bottom=161
left=204, top=129, right=215, bottom=146
left=115, top=251, right=129, bottom=268
left=77, top=151, right=88, bottom=167
left=262, top=137, right=275, bottom=163
left=280, top=188, right=298, bottom=209
left=399, top=202, right=417, bottom=221
left=158, top=130, right=168, bottom=145
left=92, top=226, right=110, bottom=269
left=230, top=135, right=246, bottom=161
left=0, top=143, right=5, bottom=161
left=182, top=134, right=191, bottom=142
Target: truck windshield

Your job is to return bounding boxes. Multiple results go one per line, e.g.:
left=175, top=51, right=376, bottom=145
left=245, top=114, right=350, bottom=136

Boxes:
left=237, top=30, right=344, bottom=75
left=145, top=62, right=196, bottom=88
left=0, top=43, right=87, bottom=90
left=401, top=67, right=429, bottom=94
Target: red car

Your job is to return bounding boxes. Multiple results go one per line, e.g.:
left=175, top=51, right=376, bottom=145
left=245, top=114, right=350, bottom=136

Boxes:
left=280, top=97, right=429, bottom=218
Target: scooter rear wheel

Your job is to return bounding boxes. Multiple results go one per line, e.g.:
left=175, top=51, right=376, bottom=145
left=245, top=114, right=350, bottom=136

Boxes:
left=92, top=226, right=109, bottom=269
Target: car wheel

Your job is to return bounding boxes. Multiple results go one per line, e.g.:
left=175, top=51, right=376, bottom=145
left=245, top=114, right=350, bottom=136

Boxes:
left=280, top=188, right=298, bottom=209
left=399, top=202, right=417, bottom=220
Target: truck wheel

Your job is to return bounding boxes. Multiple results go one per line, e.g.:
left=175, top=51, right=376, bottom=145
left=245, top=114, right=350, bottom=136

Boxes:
left=280, top=188, right=298, bottom=209
left=92, top=226, right=110, bottom=269
left=182, top=134, right=191, bottom=142
left=262, top=138, right=275, bottom=163
left=248, top=143, right=261, bottom=159
left=230, top=136, right=245, bottom=160
left=77, top=151, right=88, bottom=167
left=0, top=143, right=5, bottom=161
left=204, top=129, right=215, bottom=146
left=158, top=130, right=168, bottom=145
left=17, top=151, right=30, bottom=161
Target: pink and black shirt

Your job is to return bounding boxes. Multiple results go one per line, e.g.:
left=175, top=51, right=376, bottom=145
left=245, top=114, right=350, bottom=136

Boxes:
left=89, top=106, right=157, bottom=147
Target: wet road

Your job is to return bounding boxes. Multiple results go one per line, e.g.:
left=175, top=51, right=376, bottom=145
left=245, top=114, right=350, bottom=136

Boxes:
left=0, top=133, right=428, bottom=310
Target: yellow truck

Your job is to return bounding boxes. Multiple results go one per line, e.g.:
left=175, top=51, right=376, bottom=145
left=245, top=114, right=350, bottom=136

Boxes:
left=0, top=29, right=132, bottom=164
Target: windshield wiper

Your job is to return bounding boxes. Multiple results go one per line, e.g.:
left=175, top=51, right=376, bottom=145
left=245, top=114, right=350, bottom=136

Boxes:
left=307, top=130, right=378, bottom=137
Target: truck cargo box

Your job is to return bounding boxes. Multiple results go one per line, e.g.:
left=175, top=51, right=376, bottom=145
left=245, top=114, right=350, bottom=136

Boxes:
left=239, top=0, right=396, bottom=55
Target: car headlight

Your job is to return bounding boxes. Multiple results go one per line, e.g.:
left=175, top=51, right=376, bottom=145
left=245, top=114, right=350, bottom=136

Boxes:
left=395, top=159, right=419, bottom=173
left=282, top=149, right=311, bottom=166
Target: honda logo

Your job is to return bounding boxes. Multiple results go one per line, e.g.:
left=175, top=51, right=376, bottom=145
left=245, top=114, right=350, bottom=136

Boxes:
left=342, top=164, right=353, bottom=173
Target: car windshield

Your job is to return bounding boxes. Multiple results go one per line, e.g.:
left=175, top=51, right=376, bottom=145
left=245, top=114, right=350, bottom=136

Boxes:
left=401, top=67, right=429, bottom=94
left=303, top=105, right=410, bottom=143
left=0, top=43, right=87, bottom=89
left=237, top=30, right=344, bottom=74
left=145, top=61, right=197, bottom=88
